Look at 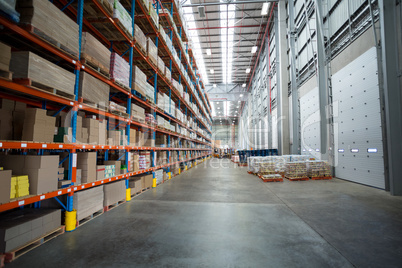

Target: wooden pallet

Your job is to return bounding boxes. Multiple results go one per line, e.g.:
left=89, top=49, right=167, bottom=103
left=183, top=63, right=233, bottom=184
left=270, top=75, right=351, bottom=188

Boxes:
left=81, top=54, right=110, bottom=79
left=133, top=39, right=147, bottom=56
left=238, top=163, right=248, bottom=167
left=111, top=79, right=130, bottom=92
left=80, top=97, right=108, bottom=112
left=76, top=208, right=104, bottom=228
left=258, top=174, right=283, bottom=182
left=0, top=69, right=12, bottom=81
left=21, top=24, right=78, bottom=58
left=285, top=176, right=310, bottom=181
left=13, top=78, right=75, bottom=100
left=111, top=110, right=129, bottom=119
left=247, top=171, right=254, bottom=175
left=103, top=199, right=126, bottom=212
left=3, top=226, right=65, bottom=264
left=311, top=176, right=332, bottom=180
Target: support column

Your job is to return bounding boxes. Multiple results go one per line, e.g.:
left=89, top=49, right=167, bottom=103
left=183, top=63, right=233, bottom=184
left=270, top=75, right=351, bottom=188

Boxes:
left=277, top=1, right=290, bottom=154
left=379, top=0, right=402, bottom=195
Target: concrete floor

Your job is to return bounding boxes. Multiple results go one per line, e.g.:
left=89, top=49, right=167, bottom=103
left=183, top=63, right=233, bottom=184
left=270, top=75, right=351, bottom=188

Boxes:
left=8, top=159, right=402, bottom=268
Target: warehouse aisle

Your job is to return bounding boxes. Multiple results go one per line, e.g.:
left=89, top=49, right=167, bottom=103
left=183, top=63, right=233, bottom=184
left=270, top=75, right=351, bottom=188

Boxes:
left=7, top=159, right=402, bottom=267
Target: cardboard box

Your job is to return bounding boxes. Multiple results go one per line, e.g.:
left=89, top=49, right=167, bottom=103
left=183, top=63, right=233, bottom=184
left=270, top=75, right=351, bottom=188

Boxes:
left=0, top=42, right=11, bottom=71
left=77, top=152, right=96, bottom=183
left=0, top=170, right=12, bottom=204
left=104, top=161, right=121, bottom=176
left=22, top=168, right=58, bottom=195
left=103, top=180, right=125, bottom=207
left=24, top=155, right=59, bottom=169
left=142, top=174, right=153, bottom=189
left=0, top=109, right=13, bottom=140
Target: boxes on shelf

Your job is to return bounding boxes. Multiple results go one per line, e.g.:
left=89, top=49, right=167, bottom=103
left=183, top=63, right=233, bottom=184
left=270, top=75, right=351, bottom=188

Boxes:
left=0, top=107, right=13, bottom=140
left=104, top=160, right=121, bottom=175
left=128, top=177, right=141, bottom=194
left=76, top=152, right=96, bottom=183
left=17, top=0, right=79, bottom=56
left=103, top=180, right=125, bottom=207
left=0, top=209, right=61, bottom=253
left=154, top=169, right=163, bottom=184
left=136, top=130, right=144, bottom=146
left=73, top=186, right=103, bottom=221
left=78, top=71, right=109, bottom=109
left=112, top=0, right=133, bottom=38
left=83, top=117, right=99, bottom=145
left=131, top=103, right=145, bottom=122
left=10, top=51, right=75, bottom=97
left=144, top=82, right=155, bottom=103
left=165, top=66, right=171, bottom=81
left=139, top=152, right=151, bottom=169
left=134, top=24, right=146, bottom=53
left=54, top=127, right=72, bottom=143
left=129, top=152, right=139, bottom=172
left=22, top=108, right=55, bottom=143
left=132, top=65, right=147, bottom=96
left=109, top=101, right=127, bottom=114
left=157, top=56, right=165, bottom=75
left=0, top=42, right=11, bottom=71
left=110, top=52, right=130, bottom=89
left=142, top=174, right=153, bottom=189
left=99, top=120, right=107, bottom=145
left=148, top=2, right=159, bottom=25
left=129, top=128, right=136, bottom=146
left=11, top=175, right=30, bottom=198
left=146, top=37, right=158, bottom=66
left=58, top=180, right=71, bottom=188
left=57, top=168, right=64, bottom=181
left=81, top=32, right=111, bottom=73
left=0, top=170, right=12, bottom=204
left=155, top=135, right=167, bottom=147
left=105, top=165, right=115, bottom=179
left=107, top=130, right=120, bottom=146
left=76, top=169, right=82, bottom=185
left=96, top=165, right=105, bottom=181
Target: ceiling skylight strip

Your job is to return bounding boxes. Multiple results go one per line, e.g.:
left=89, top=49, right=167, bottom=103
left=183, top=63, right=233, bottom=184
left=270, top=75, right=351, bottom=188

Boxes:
left=220, top=0, right=236, bottom=84
left=183, top=1, right=209, bottom=85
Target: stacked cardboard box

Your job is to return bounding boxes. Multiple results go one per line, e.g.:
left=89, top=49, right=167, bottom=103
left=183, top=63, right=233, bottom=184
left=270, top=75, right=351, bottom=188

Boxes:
left=0, top=170, right=12, bottom=204
left=0, top=99, right=13, bottom=140
left=136, top=131, right=145, bottom=146
left=132, top=65, right=147, bottom=96
left=79, top=72, right=109, bottom=109
left=144, top=82, right=155, bottom=103
left=76, top=169, right=82, bottom=185
left=155, top=135, right=167, bottom=147
left=134, top=24, right=146, bottom=52
left=129, top=152, right=139, bottom=172
left=146, top=37, right=157, bottom=66
left=0, top=42, right=11, bottom=71
left=142, top=174, right=153, bottom=189
left=285, top=162, right=308, bottom=178
left=10, top=51, right=75, bottom=96
left=155, top=169, right=163, bottom=184
left=96, top=165, right=105, bottom=181
left=148, top=2, right=158, bottom=26
left=128, top=177, right=141, bottom=194
left=107, top=130, right=120, bottom=146
left=306, top=161, right=332, bottom=177
left=110, top=52, right=130, bottom=88
left=131, top=103, right=145, bottom=122
left=57, top=168, right=64, bottom=181
left=83, top=117, right=99, bottom=144
left=105, top=165, right=115, bottom=178
left=58, top=180, right=71, bottom=188
left=11, top=175, right=29, bottom=198
left=76, top=152, right=96, bottom=183
left=17, top=0, right=79, bottom=56
left=103, top=180, right=125, bottom=207
left=129, top=128, right=136, bottom=146
left=157, top=56, right=165, bottom=75
left=73, top=186, right=103, bottom=221
left=165, top=66, right=171, bottom=81
left=109, top=101, right=126, bottom=113
left=81, top=32, right=111, bottom=72
left=0, top=209, right=61, bottom=253
left=104, top=161, right=121, bottom=176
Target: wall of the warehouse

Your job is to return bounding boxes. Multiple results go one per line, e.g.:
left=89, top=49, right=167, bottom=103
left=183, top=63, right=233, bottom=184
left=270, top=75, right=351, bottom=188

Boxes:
left=212, top=124, right=239, bottom=148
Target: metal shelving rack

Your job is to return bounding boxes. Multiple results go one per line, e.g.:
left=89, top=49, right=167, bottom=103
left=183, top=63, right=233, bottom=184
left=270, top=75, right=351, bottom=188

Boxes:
left=0, top=0, right=212, bottom=225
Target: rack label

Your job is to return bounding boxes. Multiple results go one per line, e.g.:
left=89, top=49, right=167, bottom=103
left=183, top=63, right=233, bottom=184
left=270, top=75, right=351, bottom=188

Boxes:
left=79, top=105, right=82, bottom=109
left=59, top=145, right=63, bottom=148
left=21, top=143, right=27, bottom=148
left=40, top=195, right=45, bottom=200
left=70, top=102, right=74, bottom=106
left=58, top=191, right=62, bottom=195
left=92, top=183, right=95, bottom=186
left=72, top=153, right=77, bottom=167
left=42, top=144, right=47, bottom=148
left=74, top=187, right=77, bottom=191
left=67, top=189, right=71, bottom=192
left=101, top=181, right=104, bottom=183
left=72, top=60, right=76, bottom=64
left=83, top=145, right=86, bottom=148
left=18, top=201, right=25, bottom=206
left=81, top=186, right=85, bottom=189
left=0, top=142, right=2, bottom=147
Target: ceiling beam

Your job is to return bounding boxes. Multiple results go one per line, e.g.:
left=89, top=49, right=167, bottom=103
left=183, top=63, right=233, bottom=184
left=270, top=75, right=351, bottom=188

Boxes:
left=188, top=24, right=265, bottom=31
left=183, top=0, right=277, bottom=7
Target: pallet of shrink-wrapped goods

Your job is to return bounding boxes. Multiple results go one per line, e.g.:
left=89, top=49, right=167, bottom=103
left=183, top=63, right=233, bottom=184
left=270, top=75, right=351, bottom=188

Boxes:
left=17, top=0, right=79, bottom=57
left=307, top=160, right=332, bottom=178
left=132, top=65, right=147, bottom=96
left=81, top=32, right=111, bottom=75
left=10, top=51, right=75, bottom=98
left=158, top=56, right=165, bottom=75
left=134, top=24, right=146, bottom=54
left=110, top=52, right=130, bottom=89
left=103, top=180, right=125, bottom=207
left=112, top=0, right=133, bottom=38
left=148, top=2, right=158, bottom=26
left=165, top=66, right=171, bottom=81
left=285, top=161, right=308, bottom=180
left=79, top=71, right=109, bottom=109
left=73, top=186, right=104, bottom=221
left=146, top=37, right=158, bottom=66
left=144, top=82, right=155, bottom=103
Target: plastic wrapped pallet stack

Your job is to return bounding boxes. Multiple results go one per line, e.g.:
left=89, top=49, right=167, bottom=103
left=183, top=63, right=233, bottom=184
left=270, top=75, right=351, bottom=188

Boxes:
left=112, top=0, right=133, bottom=38
left=81, top=32, right=111, bottom=72
left=79, top=71, right=109, bottom=109
left=132, top=65, right=147, bottom=96
left=134, top=24, right=146, bottom=52
left=285, top=162, right=308, bottom=179
left=155, top=169, right=163, bottom=184
left=306, top=161, right=332, bottom=177
left=110, top=52, right=130, bottom=88
left=146, top=37, right=158, bottom=66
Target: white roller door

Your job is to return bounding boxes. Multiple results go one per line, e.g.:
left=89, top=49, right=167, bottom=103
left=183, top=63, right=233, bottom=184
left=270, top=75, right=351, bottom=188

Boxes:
left=332, top=47, right=385, bottom=189
left=300, top=87, right=321, bottom=160
left=272, top=108, right=278, bottom=149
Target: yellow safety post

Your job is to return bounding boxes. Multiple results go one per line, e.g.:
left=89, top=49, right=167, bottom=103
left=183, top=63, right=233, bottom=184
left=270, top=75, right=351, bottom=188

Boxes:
left=65, top=209, right=77, bottom=232
left=179, top=168, right=181, bottom=174
left=152, top=178, right=157, bottom=188
left=185, top=165, right=188, bottom=171
left=126, top=188, right=131, bottom=201
left=168, top=172, right=171, bottom=180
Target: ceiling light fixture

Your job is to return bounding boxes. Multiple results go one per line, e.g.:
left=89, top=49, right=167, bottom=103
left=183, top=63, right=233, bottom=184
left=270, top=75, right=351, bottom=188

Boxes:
left=206, top=49, right=211, bottom=55
left=251, top=46, right=257, bottom=54
left=242, top=83, right=246, bottom=88
left=261, top=2, right=269, bottom=16
left=246, top=68, right=251, bottom=74
left=240, top=94, right=243, bottom=97
left=213, top=84, right=217, bottom=88
left=210, top=69, right=214, bottom=74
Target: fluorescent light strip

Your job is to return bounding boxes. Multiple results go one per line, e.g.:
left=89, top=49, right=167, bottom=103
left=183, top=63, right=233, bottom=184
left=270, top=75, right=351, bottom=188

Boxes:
left=183, top=4, right=209, bottom=85
left=220, top=0, right=236, bottom=84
